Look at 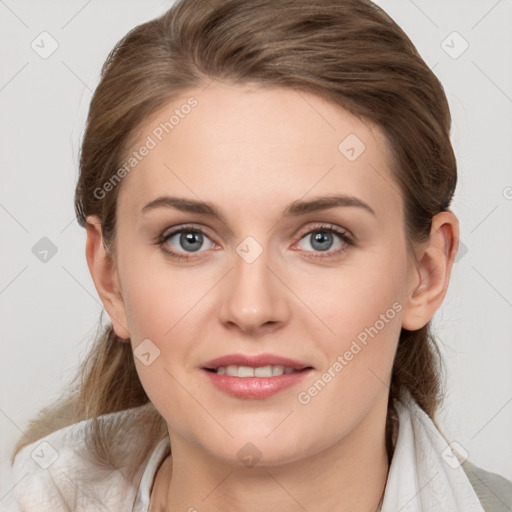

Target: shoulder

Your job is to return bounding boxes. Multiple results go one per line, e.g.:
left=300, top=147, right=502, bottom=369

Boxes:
left=6, top=402, right=164, bottom=512
left=461, top=459, right=512, bottom=512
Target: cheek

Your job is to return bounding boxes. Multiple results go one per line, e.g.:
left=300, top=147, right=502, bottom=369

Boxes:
left=297, top=249, right=407, bottom=406
left=119, top=251, right=197, bottom=340
left=306, top=250, right=406, bottom=339
left=122, top=278, right=168, bottom=340
left=119, top=261, right=204, bottom=430
left=295, top=267, right=404, bottom=423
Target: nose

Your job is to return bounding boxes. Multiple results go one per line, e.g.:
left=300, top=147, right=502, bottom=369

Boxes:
left=218, top=242, right=291, bottom=335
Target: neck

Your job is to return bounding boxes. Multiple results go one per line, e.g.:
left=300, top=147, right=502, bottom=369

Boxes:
left=154, top=399, right=390, bottom=512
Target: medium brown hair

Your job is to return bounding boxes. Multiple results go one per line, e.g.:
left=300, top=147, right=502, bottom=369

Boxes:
left=13, top=0, right=456, bottom=467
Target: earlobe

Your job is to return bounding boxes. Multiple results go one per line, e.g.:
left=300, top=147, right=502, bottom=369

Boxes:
left=85, top=215, right=130, bottom=340
left=401, top=211, right=459, bottom=331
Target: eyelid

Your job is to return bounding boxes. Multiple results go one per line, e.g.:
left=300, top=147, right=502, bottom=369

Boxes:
left=159, top=223, right=214, bottom=240
left=295, top=222, right=354, bottom=243
left=291, top=223, right=354, bottom=260
left=157, top=223, right=217, bottom=250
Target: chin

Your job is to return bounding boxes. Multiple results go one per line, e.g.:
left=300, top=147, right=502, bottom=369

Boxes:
left=201, top=430, right=309, bottom=469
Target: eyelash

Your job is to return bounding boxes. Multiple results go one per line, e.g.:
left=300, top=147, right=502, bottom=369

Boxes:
left=155, top=223, right=354, bottom=261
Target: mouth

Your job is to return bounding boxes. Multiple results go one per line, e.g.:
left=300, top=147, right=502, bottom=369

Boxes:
left=202, top=353, right=313, bottom=375
left=205, top=365, right=312, bottom=378
left=203, top=364, right=311, bottom=377
left=201, top=353, right=314, bottom=399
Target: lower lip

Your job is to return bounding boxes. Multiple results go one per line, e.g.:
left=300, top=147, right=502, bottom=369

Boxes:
left=201, top=368, right=313, bottom=399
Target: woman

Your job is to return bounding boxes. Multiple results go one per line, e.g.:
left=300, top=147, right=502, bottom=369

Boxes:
left=6, top=0, right=512, bottom=511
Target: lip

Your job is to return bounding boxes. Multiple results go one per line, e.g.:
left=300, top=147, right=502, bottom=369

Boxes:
left=202, top=353, right=312, bottom=371
left=202, top=368, right=313, bottom=399
left=201, top=353, right=314, bottom=400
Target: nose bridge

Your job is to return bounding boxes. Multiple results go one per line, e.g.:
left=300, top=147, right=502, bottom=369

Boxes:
left=218, top=234, right=289, bottom=331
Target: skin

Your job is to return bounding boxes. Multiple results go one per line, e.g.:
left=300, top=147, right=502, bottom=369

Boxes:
left=85, top=80, right=459, bottom=512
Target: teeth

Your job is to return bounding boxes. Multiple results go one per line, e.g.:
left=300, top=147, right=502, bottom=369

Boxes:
left=272, top=365, right=285, bottom=376
left=216, top=365, right=300, bottom=377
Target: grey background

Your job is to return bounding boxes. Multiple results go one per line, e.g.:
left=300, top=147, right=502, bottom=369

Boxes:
left=1, top=0, right=511, bottom=500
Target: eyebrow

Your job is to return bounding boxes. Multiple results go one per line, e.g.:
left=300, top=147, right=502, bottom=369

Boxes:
left=141, top=194, right=376, bottom=223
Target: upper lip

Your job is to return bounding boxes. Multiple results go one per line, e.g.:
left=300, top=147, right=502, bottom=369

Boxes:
left=202, top=353, right=313, bottom=370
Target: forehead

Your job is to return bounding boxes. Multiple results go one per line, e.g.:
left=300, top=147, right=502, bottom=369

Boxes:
left=116, top=80, right=401, bottom=222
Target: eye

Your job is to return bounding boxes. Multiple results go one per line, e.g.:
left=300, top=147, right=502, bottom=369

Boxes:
left=155, top=222, right=354, bottom=262
left=156, top=224, right=215, bottom=260
left=294, top=223, right=354, bottom=260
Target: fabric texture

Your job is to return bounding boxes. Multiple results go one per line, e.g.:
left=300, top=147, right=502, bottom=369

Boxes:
left=2, top=393, right=511, bottom=511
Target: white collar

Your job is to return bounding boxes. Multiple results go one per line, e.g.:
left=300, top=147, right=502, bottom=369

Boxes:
left=135, top=434, right=170, bottom=511
left=381, top=390, right=485, bottom=512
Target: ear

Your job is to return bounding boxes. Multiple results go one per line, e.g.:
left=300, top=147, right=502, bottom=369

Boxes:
left=85, top=215, right=130, bottom=340
left=401, top=211, right=460, bottom=331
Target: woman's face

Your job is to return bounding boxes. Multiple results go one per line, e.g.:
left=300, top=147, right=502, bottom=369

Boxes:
left=104, top=81, right=423, bottom=465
